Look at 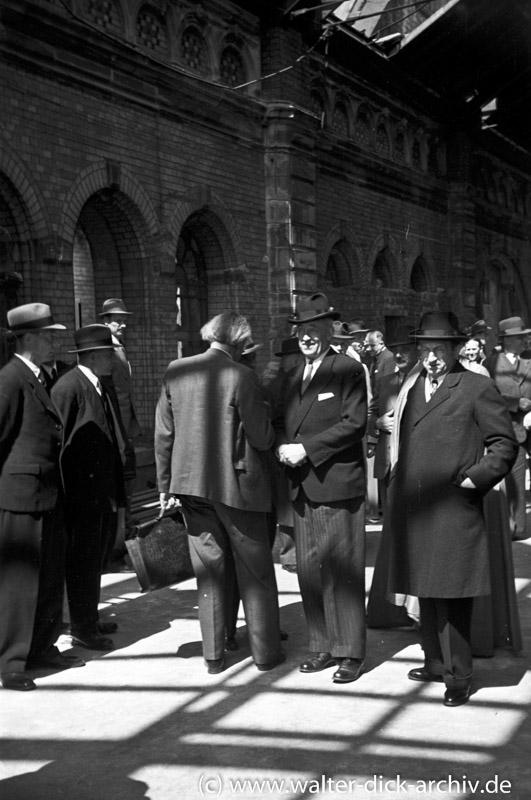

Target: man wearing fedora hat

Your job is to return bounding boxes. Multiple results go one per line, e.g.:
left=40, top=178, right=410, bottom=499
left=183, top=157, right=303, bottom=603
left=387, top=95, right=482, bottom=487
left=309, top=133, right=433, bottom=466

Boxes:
left=0, top=303, right=85, bottom=690
left=386, top=311, right=517, bottom=706
left=276, top=293, right=368, bottom=683
left=52, top=325, right=127, bottom=650
left=99, top=298, right=141, bottom=548
left=485, top=316, right=531, bottom=541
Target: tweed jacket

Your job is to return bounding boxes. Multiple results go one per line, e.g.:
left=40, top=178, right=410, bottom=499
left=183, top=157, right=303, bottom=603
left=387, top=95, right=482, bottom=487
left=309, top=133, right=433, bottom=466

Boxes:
left=0, top=356, right=63, bottom=512
left=278, top=350, right=367, bottom=503
left=52, top=366, right=126, bottom=510
left=155, top=348, right=274, bottom=513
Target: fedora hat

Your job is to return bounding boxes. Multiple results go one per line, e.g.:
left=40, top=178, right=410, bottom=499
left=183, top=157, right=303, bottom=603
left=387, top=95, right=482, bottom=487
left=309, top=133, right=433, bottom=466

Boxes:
left=69, top=324, right=117, bottom=353
left=7, top=303, right=66, bottom=333
left=275, top=337, right=300, bottom=357
left=498, top=316, right=531, bottom=337
left=469, top=319, right=491, bottom=336
left=98, top=298, right=132, bottom=317
left=412, top=311, right=466, bottom=341
left=387, top=323, right=416, bottom=348
left=288, top=293, right=340, bottom=324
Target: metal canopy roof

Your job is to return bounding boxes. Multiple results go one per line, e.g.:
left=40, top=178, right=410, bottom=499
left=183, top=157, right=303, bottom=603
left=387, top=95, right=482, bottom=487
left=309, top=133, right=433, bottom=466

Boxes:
left=390, top=0, right=531, bottom=149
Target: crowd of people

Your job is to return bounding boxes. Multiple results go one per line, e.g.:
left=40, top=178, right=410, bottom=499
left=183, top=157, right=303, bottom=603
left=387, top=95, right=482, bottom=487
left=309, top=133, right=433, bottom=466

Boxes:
left=1, top=293, right=530, bottom=708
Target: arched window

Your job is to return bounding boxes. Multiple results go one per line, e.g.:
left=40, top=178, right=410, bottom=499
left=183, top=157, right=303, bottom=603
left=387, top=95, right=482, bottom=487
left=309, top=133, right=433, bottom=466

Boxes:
left=86, top=0, right=122, bottom=33
left=326, top=240, right=353, bottom=288
left=394, top=131, right=406, bottom=163
left=331, top=101, right=348, bottom=137
left=181, top=26, right=208, bottom=74
left=135, top=5, right=169, bottom=55
left=353, top=107, right=371, bottom=147
left=410, top=257, right=429, bottom=292
left=375, top=124, right=390, bottom=157
left=373, top=247, right=394, bottom=288
left=220, top=45, right=245, bottom=87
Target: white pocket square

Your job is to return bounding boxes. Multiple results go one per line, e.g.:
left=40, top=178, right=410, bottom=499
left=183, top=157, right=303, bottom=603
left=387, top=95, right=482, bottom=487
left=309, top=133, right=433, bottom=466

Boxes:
left=318, top=392, right=334, bottom=401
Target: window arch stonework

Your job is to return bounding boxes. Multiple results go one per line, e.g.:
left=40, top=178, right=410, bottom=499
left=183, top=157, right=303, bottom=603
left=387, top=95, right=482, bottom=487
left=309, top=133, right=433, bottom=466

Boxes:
left=135, top=5, right=169, bottom=54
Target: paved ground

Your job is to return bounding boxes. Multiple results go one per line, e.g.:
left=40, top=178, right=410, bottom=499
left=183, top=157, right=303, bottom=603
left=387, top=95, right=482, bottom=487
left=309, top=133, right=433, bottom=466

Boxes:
left=1, top=526, right=531, bottom=800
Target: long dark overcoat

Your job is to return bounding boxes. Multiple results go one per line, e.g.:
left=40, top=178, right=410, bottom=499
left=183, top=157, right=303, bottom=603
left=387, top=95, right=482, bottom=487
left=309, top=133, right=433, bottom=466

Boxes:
left=387, top=364, right=517, bottom=598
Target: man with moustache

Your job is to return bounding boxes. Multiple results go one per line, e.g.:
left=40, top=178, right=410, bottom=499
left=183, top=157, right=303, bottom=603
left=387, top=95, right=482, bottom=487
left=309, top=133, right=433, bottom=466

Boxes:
left=277, top=293, right=367, bottom=683
left=386, top=312, right=517, bottom=706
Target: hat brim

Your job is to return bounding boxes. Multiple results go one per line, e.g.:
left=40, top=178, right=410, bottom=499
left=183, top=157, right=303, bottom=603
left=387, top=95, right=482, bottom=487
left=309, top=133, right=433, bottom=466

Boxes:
left=413, top=333, right=467, bottom=341
left=499, top=328, right=531, bottom=337
left=288, top=310, right=341, bottom=323
left=11, top=323, right=66, bottom=333
left=68, top=344, right=117, bottom=353
left=98, top=310, right=132, bottom=316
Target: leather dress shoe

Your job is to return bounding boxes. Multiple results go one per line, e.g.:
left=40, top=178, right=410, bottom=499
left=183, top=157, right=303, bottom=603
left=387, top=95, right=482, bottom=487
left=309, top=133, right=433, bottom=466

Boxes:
left=281, top=564, right=297, bottom=573
left=408, top=667, right=444, bottom=683
left=443, top=686, right=471, bottom=707
left=225, top=635, right=239, bottom=651
left=27, top=652, right=86, bottom=670
left=205, top=657, right=226, bottom=674
left=70, top=629, right=114, bottom=651
left=1, top=672, right=36, bottom=691
left=98, top=620, right=118, bottom=634
left=299, top=652, right=338, bottom=673
left=255, top=651, right=286, bottom=672
left=332, top=658, right=364, bottom=683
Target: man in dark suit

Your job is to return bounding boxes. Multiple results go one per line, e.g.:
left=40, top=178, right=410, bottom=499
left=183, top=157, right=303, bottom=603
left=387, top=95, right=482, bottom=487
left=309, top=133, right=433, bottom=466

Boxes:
left=99, top=298, right=141, bottom=547
left=155, top=311, right=283, bottom=675
left=485, top=317, right=531, bottom=541
left=52, top=325, right=126, bottom=651
left=0, top=303, right=84, bottom=691
left=387, top=312, right=517, bottom=706
left=363, top=330, right=395, bottom=392
left=277, top=293, right=367, bottom=684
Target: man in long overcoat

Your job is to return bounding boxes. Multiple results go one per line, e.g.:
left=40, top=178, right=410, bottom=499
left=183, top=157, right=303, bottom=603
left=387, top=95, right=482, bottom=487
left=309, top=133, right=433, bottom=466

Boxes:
left=387, top=312, right=517, bottom=706
left=155, top=311, right=283, bottom=675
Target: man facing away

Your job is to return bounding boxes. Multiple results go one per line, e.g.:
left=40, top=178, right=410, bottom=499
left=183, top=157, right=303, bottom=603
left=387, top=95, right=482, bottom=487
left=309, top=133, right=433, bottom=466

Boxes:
left=276, top=293, right=367, bottom=684
left=52, top=325, right=126, bottom=651
left=386, top=312, right=517, bottom=706
left=0, top=303, right=84, bottom=691
left=155, top=311, right=284, bottom=675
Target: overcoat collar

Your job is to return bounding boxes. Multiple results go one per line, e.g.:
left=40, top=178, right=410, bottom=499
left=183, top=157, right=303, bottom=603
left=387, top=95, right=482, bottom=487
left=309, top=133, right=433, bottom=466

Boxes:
left=408, top=362, right=467, bottom=426
left=73, top=366, right=114, bottom=444
left=496, top=351, right=531, bottom=384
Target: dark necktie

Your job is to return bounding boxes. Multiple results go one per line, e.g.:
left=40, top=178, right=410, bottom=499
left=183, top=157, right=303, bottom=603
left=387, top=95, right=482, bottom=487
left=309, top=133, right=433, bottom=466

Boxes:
left=430, top=379, right=439, bottom=397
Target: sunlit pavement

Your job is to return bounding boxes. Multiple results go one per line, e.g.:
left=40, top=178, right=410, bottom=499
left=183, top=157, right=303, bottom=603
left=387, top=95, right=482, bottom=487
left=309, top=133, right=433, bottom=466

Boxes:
left=1, top=527, right=531, bottom=800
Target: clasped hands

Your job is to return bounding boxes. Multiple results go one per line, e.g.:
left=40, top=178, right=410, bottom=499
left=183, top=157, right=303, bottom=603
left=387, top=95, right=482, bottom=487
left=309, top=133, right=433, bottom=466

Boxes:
left=277, top=443, right=307, bottom=467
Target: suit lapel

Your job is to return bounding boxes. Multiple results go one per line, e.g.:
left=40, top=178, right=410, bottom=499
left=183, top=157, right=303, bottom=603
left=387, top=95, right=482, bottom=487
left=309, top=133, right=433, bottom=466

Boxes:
left=410, top=366, right=463, bottom=425
left=14, top=357, right=61, bottom=422
left=75, top=367, right=111, bottom=439
left=289, top=354, right=335, bottom=433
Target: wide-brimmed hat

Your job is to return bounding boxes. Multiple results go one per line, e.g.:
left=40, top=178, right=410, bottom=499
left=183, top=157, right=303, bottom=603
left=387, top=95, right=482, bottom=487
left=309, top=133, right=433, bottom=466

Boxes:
left=388, top=324, right=417, bottom=348
left=412, top=312, right=466, bottom=341
left=275, top=337, right=301, bottom=357
left=288, top=293, right=340, bottom=324
left=98, top=298, right=132, bottom=317
left=69, top=324, right=117, bottom=353
left=7, top=303, right=66, bottom=333
left=498, top=317, right=531, bottom=337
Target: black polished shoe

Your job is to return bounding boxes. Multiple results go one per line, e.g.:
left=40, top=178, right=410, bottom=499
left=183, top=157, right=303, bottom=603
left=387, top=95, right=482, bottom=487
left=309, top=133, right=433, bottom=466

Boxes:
left=299, top=652, right=338, bottom=673
left=225, top=635, right=239, bottom=651
left=332, top=658, right=364, bottom=683
left=281, top=564, right=297, bottom=573
left=27, top=652, right=86, bottom=670
left=443, top=686, right=471, bottom=707
left=1, top=672, right=37, bottom=691
left=408, top=667, right=444, bottom=683
left=205, top=657, right=226, bottom=674
left=98, top=620, right=118, bottom=634
left=255, top=651, right=286, bottom=672
left=70, top=629, right=114, bottom=651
